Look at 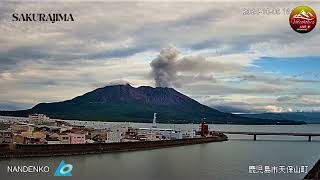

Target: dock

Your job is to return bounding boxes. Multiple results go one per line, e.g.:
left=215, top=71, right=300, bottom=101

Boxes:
left=214, top=131, right=320, bottom=142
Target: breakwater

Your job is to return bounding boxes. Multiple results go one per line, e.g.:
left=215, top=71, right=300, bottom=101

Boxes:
left=0, top=135, right=227, bottom=158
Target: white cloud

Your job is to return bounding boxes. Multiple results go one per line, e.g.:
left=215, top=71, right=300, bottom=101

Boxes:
left=264, top=105, right=293, bottom=113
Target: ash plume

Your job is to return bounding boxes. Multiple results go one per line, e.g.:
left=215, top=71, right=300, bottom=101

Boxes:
left=150, top=46, right=237, bottom=88
left=150, top=46, right=179, bottom=87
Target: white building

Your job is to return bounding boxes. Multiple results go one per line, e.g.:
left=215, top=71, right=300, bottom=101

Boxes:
left=106, top=131, right=122, bottom=143
left=138, top=128, right=183, bottom=140
left=139, top=132, right=164, bottom=141
left=105, top=123, right=128, bottom=143
left=28, top=114, right=51, bottom=124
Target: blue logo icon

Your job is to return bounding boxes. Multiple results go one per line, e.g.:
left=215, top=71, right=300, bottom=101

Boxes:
left=54, top=160, right=73, bottom=176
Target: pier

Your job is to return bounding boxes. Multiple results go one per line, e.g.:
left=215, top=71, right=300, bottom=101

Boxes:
left=214, top=131, right=320, bottom=142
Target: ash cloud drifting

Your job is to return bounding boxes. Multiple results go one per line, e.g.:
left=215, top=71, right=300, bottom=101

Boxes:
left=150, top=46, right=240, bottom=88
left=150, top=46, right=180, bottom=88
left=151, top=46, right=213, bottom=88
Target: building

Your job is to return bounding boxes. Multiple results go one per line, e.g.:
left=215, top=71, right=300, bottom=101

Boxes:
left=21, top=131, right=47, bottom=139
left=20, top=131, right=47, bottom=144
left=13, top=134, right=25, bottom=144
left=138, top=128, right=182, bottom=140
left=50, top=133, right=70, bottom=144
left=28, top=114, right=51, bottom=124
left=106, top=131, right=122, bottom=143
left=0, top=130, right=12, bottom=143
left=200, top=122, right=209, bottom=137
left=45, top=137, right=61, bottom=144
left=105, top=124, right=128, bottom=143
left=182, top=130, right=195, bottom=139
left=69, top=133, right=85, bottom=144
left=124, top=127, right=138, bottom=140
left=137, top=131, right=164, bottom=141
left=59, top=134, right=70, bottom=144
left=11, top=123, right=33, bottom=133
left=0, top=122, right=10, bottom=130
left=55, top=120, right=72, bottom=127
left=12, top=131, right=47, bottom=144
left=168, top=131, right=183, bottom=140
left=89, top=129, right=107, bottom=143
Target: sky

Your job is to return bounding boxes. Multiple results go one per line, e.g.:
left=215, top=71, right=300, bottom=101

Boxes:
left=0, top=1, right=320, bottom=113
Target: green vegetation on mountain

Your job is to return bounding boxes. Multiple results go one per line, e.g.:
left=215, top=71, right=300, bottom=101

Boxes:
left=0, top=84, right=305, bottom=125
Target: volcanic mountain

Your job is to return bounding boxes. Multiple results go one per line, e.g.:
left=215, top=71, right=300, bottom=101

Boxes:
left=0, top=84, right=305, bottom=125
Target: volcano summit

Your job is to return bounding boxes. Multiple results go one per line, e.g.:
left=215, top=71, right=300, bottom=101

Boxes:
left=0, top=84, right=305, bottom=125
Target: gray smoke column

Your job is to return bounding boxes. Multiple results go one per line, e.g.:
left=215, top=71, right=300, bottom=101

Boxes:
left=150, top=46, right=230, bottom=87
left=150, top=46, right=179, bottom=87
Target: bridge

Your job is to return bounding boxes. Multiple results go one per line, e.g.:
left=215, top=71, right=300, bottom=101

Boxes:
left=214, top=131, right=320, bottom=142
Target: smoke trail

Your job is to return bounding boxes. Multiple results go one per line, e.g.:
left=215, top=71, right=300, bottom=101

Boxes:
left=150, top=46, right=179, bottom=87
left=150, top=46, right=235, bottom=87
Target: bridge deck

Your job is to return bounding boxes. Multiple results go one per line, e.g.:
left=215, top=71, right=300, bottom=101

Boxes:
left=214, top=131, right=320, bottom=136
left=214, top=131, right=320, bottom=141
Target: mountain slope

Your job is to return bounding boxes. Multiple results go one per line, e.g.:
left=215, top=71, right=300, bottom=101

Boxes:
left=239, top=112, right=320, bottom=124
left=0, top=84, right=305, bottom=124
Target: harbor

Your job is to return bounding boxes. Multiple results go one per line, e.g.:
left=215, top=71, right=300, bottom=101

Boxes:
left=1, top=125, right=319, bottom=180
left=0, top=136, right=227, bottom=158
left=0, top=114, right=228, bottom=158
left=1, top=115, right=320, bottom=179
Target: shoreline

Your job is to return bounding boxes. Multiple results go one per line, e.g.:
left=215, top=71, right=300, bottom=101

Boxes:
left=0, top=135, right=227, bottom=158
left=0, top=115, right=308, bottom=125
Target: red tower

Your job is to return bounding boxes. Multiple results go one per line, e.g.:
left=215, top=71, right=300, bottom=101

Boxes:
left=200, top=122, right=209, bottom=137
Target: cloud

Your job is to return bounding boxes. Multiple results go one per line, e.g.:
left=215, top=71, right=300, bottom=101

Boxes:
left=103, top=80, right=131, bottom=86
left=177, top=55, right=244, bottom=73
left=0, top=1, right=320, bottom=112
left=150, top=46, right=250, bottom=87
left=264, top=105, right=293, bottom=113
left=1, top=1, right=319, bottom=73
left=276, top=96, right=296, bottom=102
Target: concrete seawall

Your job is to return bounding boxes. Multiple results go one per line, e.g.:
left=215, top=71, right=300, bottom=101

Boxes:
left=0, top=135, right=227, bottom=158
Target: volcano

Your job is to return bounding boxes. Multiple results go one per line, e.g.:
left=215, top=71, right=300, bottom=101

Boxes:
left=0, top=84, right=305, bottom=125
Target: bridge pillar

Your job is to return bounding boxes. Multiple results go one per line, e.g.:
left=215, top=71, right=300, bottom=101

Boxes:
left=253, top=134, right=257, bottom=141
left=308, top=136, right=312, bottom=142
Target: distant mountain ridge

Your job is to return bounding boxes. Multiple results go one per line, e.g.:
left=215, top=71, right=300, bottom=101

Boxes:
left=0, top=84, right=305, bottom=125
left=239, top=112, right=320, bottom=124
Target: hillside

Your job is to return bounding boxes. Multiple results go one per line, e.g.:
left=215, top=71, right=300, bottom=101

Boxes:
left=239, top=112, right=320, bottom=124
left=0, top=84, right=305, bottom=125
